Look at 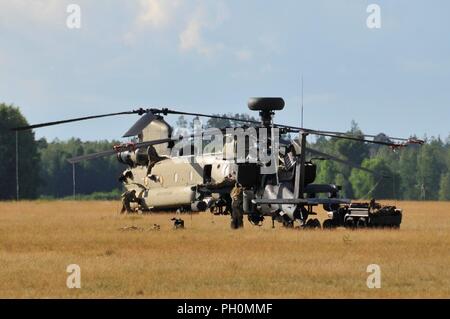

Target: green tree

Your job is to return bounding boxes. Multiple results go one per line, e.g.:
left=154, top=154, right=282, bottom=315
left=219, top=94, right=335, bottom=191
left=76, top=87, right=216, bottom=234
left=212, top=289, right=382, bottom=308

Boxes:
left=335, top=173, right=353, bottom=198
left=439, top=173, right=450, bottom=200
left=349, top=157, right=399, bottom=199
left=0, top=104, right=40, bottom=199
left=314, top=160, right=338, bottom=184
left=438, top=148, right=450, bottom=200
left=333, top=121, right=369, bottom=166
left=397, top=147, right=420, bottom=199
left=416, top=139, right=446, bottom=200
left=309, top=123, right=449, bottom=201
left=38, top=138, right=123, bottom=197
left=318, top=121, right=369, bottom=197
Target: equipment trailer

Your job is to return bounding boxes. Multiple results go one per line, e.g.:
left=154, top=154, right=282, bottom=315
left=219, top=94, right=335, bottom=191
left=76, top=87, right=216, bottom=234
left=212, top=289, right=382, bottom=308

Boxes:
left=323, top=201, right=402, bottom=229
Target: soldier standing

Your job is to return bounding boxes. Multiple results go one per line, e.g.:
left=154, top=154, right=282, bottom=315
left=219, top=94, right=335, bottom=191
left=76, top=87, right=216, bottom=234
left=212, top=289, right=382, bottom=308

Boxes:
left=230, top=182, right=244, bottom=229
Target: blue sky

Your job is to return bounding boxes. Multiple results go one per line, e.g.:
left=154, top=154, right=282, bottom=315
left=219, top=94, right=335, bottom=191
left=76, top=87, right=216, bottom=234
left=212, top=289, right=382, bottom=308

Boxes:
left=1, top=0, right=449, bottom=141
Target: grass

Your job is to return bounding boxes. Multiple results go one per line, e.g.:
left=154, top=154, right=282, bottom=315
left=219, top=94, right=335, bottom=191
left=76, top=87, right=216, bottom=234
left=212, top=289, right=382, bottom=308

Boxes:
left=0, top=200, right=449, bottom=298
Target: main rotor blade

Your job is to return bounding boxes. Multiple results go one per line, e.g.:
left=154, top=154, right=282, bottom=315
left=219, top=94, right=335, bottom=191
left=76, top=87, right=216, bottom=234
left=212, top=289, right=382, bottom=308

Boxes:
left=301, top=129, right=410, bottom=142
left=11, top=111, right=139, bottom=131
left=160, top=109, right=261, bottom=126
left=160, top=109, right=411, bottom=146
left=67, top=149, right=117, bottom=164
left=287, top=126, right=401, bottom=147
left=10, top=104, right=419, bottom=148
left=305, top=147, right=390, bottom=178
left=123, top=111, right=157, bottom=137
left=307, top=130, right=398, bottom=146
left=66, top=126, right=234, bottom=164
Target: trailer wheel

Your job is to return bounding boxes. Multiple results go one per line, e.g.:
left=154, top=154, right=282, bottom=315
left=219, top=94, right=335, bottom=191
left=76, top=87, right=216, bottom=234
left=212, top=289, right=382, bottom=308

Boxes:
left=314, top=219, right=322, bottom=229
left=323, top=219, right=335, bottom=229
left=356, top=218, right=367, bottom=229
left=306, top=218, right=321, bottom=229
left=344, top=217, right=355, bottom=228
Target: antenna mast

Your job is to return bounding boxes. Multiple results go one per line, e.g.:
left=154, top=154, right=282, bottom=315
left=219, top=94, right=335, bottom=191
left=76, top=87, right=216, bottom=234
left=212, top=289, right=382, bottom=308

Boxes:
left=301, top=74, right=304, bottom=128
left=16, top=131, right=19, bottom=201
left=72, top=163, right=76, bottom=199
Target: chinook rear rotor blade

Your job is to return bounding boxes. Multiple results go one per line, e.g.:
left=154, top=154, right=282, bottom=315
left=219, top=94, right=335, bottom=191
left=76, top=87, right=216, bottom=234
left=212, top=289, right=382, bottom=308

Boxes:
left=66, top=126, right=233, bottom=164
left=305, top=147, right=390, bottom=178
left=66, top=137, right=180, bottom=164
left=67, top=149, right=117, bottom=164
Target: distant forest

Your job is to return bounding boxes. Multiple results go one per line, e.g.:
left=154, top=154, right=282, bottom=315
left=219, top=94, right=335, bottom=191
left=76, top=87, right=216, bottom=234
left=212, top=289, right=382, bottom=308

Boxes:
left=1, top=103, right=449, bottom=200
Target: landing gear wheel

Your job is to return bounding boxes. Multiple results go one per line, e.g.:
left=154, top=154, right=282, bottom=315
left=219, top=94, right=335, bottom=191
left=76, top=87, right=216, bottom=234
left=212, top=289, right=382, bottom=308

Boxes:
left=305, top=218, right=321, bottom=229
left=322, top=219, right=335, bottom=229
left=283, top=219, right=294, bottom=228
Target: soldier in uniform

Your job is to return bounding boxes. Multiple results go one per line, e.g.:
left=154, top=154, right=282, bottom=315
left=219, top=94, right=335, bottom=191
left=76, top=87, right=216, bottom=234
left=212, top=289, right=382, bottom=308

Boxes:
left=121, top=189, right=151, bottom=214
left=121, top=190, right=137, bottom=214
left=230, top=182, right=244, bottom=229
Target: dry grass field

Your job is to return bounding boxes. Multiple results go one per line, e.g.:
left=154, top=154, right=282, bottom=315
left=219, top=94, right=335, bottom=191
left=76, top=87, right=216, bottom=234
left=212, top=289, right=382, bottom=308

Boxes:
left=0, top=200, right=449, bottom=298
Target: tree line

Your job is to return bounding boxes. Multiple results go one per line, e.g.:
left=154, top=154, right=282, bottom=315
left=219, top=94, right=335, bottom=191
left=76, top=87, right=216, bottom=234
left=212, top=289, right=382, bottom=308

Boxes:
left=312, top=121, right=450, bottom=201
left=0, top=103, right=449, bottom=200
left=0, top=104, right=125, bottom=200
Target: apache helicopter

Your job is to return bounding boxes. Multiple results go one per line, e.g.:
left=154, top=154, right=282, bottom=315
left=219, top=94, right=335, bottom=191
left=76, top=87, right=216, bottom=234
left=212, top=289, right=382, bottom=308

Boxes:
left=13, top=97, right=423, bottom=229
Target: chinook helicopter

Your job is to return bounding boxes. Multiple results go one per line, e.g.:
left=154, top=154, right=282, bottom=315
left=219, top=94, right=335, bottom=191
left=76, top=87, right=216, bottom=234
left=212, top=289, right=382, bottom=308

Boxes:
left=13, top=97, right=423, bottom=229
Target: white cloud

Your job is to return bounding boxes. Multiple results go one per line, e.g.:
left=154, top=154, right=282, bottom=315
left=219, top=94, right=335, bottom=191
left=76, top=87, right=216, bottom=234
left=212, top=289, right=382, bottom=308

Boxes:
left=178, top=2, right=228, bottom=57
left=123, top=0, right=180, bottom=45
left=136, top=0, right=180, bottom=28
left=179, top=18, right=201, bottom=49
left=125, top=1, right=231, bottom=57
left=179, top=16, right=223, bottom=57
